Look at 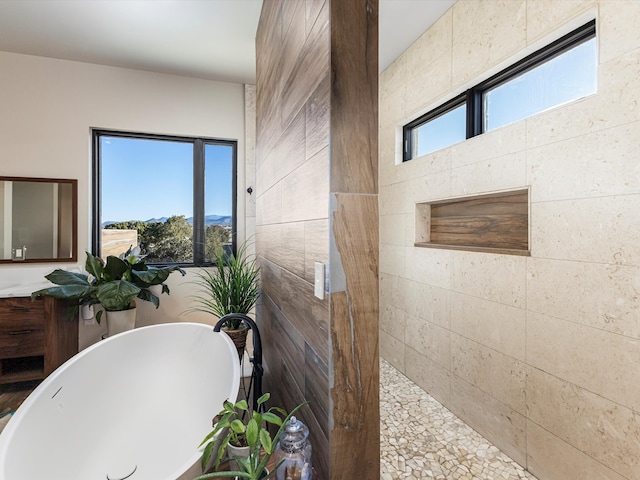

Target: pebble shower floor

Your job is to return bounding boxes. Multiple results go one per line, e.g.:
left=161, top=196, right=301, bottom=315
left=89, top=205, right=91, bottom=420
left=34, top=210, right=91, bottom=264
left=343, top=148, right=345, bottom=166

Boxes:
left=380, top=358, right=538, bottom=480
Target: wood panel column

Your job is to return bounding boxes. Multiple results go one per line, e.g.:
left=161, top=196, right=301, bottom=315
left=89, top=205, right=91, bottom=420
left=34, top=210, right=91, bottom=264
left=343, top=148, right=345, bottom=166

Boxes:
left=328, top=0, right=379, bottom=478
left=255, top=1, right=378, bottom=478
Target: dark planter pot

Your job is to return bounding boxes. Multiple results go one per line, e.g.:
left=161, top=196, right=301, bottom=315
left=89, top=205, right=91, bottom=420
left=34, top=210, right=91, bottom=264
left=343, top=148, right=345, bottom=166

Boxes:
left=223, top=326, right=249, bottom=361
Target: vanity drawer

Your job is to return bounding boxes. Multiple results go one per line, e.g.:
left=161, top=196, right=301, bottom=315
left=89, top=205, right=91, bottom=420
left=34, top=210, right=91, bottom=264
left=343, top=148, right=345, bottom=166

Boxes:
left=0, top=297, right=46, bottom=322
left=0, top=328, right=45, bottom=358
left=0, top=298, right=46, bottom=358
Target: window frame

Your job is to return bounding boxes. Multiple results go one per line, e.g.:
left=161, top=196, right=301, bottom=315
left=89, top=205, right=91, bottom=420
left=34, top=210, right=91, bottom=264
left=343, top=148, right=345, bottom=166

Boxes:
left=402, top=93, right=466, bottom=161
left=91, top=129, right=237, bottom=267
left=403, top=19, right=596, bottom=162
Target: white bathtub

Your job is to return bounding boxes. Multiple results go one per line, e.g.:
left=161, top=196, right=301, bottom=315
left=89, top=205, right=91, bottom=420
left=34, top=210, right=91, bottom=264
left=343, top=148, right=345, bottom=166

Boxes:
left=0, top=322, right=240, bottom=480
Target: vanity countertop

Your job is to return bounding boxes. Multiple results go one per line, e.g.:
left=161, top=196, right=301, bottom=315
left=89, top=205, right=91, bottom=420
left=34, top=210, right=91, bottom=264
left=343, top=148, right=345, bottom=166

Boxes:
left=0, top=282, right=55, bottom=299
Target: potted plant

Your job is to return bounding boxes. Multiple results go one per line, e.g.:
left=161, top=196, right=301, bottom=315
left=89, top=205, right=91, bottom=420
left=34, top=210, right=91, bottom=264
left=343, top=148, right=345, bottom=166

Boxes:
left=32, top=246, right=185, bottom=336
left=196, top=393, right=306, bottom=480
left=188, top=240, right=259, bottom=359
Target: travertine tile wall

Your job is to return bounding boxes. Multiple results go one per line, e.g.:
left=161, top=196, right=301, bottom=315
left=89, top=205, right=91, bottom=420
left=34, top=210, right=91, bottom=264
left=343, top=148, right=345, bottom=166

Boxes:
left=378, top=1, right=640, bottom=479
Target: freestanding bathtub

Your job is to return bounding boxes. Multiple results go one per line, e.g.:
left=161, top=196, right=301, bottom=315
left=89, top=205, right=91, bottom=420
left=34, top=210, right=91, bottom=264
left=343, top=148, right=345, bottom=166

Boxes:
left=0, top=322, right=240, bottom=480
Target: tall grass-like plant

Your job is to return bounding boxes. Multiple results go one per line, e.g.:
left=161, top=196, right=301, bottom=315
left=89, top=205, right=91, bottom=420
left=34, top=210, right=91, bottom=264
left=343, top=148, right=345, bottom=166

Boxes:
left=189, top=241, right=260, bottom=330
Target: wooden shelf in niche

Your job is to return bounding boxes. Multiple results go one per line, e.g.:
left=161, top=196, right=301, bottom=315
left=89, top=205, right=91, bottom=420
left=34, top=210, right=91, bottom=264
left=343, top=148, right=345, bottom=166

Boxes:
left=415, top=189, right=530, bottom=256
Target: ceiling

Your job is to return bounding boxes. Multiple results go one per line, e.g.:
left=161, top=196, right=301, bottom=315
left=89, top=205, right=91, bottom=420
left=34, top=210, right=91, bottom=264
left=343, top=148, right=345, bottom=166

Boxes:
left=0, top=0, right=455, bottom=84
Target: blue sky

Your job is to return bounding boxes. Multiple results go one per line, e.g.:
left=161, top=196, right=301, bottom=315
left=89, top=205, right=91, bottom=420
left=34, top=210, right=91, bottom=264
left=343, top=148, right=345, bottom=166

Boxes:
left=101, top=137, right=232, bottom=222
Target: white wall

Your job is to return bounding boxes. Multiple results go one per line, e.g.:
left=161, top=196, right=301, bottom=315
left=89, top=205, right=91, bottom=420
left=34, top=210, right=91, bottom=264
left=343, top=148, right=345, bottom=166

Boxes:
left=0, top=51, right=250, bottom=349
left=380, top=1, right=640, bottom=479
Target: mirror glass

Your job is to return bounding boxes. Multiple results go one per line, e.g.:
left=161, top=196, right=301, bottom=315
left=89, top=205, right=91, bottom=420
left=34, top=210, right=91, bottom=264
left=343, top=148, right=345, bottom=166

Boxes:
left=0, top=177, right=77, bottom=263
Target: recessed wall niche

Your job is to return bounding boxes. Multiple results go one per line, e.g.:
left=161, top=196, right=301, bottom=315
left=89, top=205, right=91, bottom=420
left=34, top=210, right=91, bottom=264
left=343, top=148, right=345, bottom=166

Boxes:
left=415, top=188, right=530, bottom=255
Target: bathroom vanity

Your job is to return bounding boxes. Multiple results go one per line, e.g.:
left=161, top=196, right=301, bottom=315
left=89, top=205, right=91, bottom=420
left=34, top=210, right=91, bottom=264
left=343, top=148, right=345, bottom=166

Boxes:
left=0, top=295, right=78, bottom=384
left=0, top=174, right=79, bottom=383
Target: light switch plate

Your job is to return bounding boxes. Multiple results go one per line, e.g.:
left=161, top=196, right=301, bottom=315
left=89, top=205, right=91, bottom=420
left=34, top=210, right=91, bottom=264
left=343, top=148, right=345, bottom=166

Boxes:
left=314, top=262, right=325, bottom=300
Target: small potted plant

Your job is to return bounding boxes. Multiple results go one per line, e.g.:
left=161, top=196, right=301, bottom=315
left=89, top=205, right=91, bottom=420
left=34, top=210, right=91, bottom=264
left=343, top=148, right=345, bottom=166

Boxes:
left=32, top=246, right=185, bottom=336
left=196, top=393, right=305, bottom=480
left=188, top=240, right=259, bottom=359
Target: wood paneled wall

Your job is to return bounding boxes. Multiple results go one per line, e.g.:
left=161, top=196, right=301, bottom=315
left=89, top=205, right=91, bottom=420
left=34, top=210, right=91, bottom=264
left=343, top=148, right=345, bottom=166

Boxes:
left=255, top=1, right=378, bottom=478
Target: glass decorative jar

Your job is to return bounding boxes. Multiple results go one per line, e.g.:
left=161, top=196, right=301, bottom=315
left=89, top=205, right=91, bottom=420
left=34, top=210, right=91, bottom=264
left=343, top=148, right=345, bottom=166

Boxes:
left=273, top=416, right=312, bottom=480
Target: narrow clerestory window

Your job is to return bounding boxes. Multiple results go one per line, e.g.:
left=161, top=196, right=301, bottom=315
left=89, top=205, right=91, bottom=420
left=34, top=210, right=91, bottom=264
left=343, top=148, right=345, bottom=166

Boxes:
left=403, top=20, right=596, bottom=162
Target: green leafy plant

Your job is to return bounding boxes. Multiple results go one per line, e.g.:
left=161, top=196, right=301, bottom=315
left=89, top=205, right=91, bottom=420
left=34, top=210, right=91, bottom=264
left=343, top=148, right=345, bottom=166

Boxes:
left=31, top=246, right=185, bottom=323
left=188, top=240, right=259, bottom=330
left=196, top=393, right=306, bottom=480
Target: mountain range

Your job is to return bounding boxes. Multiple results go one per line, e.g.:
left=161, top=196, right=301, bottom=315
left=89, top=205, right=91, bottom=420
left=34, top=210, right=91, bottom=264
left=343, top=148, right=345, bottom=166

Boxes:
left=103, top=214, right=232, bottom=227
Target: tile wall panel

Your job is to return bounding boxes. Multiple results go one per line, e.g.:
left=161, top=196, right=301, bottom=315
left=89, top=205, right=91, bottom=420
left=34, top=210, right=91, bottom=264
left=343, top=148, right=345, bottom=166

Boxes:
left=526, top=421, right=627, bottom=480
left=379, top=244, right=405, bottom=277
left=450, top=375, right=527, bottom=466
left=404, top=246, right=451, bottom=288
left=405, top=346, right=450, bottom=406
left=304, top=219, right=329, bottom=283
left=255, top=183, right=281, bottom=226
left=451, top=0, right=527, bottom=86
left=379, top=302, right=405, bottom=341
left=451, top=334, right=526, bottom=415
left=305, top=75, right=330, bottom=161
left=530, top=195, right=640, bottom=265
left=404, top=313, right=451, bottom=370
left=404, top=281, right=451, bottom=329
left=277, top=267, right=329, bottom=364
left=526, top=257, right=640, bottom=339
left=450, top=151, right=527, bottom=197
left=257, top=109, right=306, bottom=193
left=599, top=0, right=640, bottom=62
left=525, top=0, right=595, bottom=44
left=379, top=273, right=404, bottom=309
left=450, top=251, right=526, bottom=307
left=527, top=367, right=640, bottom=479
left=281, top=147, right=329, bottom=223
left=450, top=121, right=527, bottom=170
left=305, top=0, right=326, bottom=37
left=526, top=122, right=640, bottom=202
left=450, top=292, right=526, bottom=361
left=280, top=2, right=329, bottom=128
left=526, top=312, right=640, bottom=412
left=380, top=329, right=405, bottom=372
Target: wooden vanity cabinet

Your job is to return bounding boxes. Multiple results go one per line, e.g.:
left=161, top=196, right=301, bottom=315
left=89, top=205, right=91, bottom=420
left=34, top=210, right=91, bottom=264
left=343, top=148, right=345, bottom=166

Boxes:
left=0, top=296, right=78, bottom=384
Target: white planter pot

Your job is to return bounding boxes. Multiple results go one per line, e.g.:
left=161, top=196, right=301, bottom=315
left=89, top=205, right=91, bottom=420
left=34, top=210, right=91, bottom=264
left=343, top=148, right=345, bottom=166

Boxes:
left=227, top=442, right=250, bottom=471
left=106, top=308, right=136, bottom=337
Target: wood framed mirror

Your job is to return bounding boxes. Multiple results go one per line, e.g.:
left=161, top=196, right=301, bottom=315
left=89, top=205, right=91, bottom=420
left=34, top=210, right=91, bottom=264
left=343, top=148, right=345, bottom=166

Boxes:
left=0, top=176, right=77, bottom=263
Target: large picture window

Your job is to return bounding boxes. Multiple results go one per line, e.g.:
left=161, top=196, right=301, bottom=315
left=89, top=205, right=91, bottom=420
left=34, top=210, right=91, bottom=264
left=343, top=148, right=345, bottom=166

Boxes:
left=403, top=20, right=596, bottom=161
left=92, top=130, right=236, bottom=266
